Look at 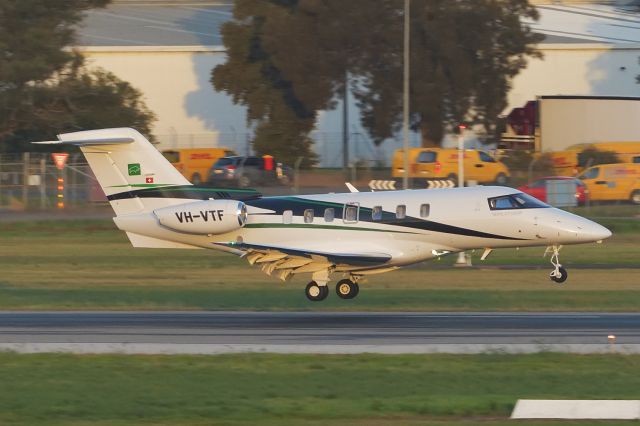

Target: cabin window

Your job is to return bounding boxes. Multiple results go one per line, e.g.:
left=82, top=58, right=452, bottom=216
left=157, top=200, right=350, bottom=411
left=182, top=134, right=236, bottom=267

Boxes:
left=324, top=208, right=335, bottom=222
left=283, top=210, right=293, bottom=224
left=372, top=206, right=383, bottom=221
left=304, top=209, right=314, bottom=223
left=396, top=205, right=406, bottom=219
left=488, top=193, right=548, bottom=210
left=343, top=204, right=359, bottom=223
left=420, top=203, right=430, bottom=218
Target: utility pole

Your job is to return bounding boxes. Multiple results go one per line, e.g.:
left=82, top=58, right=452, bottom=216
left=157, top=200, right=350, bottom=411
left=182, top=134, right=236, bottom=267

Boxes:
left=402, top=0, right=410, bottom=189
left=342, top=73, right=349, bottom=171
left=458, top=123, right=466, bottom=188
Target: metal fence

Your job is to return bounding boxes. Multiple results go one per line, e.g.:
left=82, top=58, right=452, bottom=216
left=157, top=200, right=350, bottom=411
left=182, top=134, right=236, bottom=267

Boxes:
left=0, top=153, right=103, bottom=211
left=2, top=150, right=638, bottom=214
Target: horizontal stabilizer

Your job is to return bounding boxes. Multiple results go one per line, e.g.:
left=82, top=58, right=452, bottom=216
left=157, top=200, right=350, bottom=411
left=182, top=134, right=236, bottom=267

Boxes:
left=33, top=137, right=134, bottom=146
left=125, top=232, right=200, bottom=249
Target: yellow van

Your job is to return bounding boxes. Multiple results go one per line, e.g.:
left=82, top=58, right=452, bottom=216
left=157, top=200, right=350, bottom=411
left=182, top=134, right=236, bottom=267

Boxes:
left=391, top=148, right=510, bottom=184
left=577, top=163, right=640, bottom=204
left=162, top=148, right=235, bottom=184
left=550, top=142, right=640, bottom=176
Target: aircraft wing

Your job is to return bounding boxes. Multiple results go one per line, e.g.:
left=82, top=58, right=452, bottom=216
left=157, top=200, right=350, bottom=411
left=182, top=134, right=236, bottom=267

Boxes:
left=213, top=241, right=391, bottom=281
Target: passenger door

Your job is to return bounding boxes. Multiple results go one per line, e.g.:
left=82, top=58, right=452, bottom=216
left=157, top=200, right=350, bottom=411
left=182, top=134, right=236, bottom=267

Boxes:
left=342, top=202, right=359, bottom=224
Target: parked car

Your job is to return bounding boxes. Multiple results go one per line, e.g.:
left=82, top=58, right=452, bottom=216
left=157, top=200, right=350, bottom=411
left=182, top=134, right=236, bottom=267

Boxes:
left=208, top=155, right=292, bottom=187
left=577, top=163, right=640, bottom=204
left=517, top=176, right=589, bottom=205
left=391, top=148, right=510, bottom=185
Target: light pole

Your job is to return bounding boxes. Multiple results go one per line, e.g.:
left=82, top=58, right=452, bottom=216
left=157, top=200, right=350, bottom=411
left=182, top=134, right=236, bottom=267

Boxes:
left=455, top=122, right=470, bottom=267
left=402, top=0, right=410, bottom=190
left=457, top=123, right=466, bottom=188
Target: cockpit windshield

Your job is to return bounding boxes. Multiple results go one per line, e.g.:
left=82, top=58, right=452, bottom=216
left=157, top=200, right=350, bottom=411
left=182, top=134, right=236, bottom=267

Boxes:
left=488, top=193, right=549, bottom=210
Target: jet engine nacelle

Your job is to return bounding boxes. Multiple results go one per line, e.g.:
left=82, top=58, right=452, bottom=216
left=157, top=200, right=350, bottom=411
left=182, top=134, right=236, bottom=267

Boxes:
left=154, top=200, right=247, bottom=235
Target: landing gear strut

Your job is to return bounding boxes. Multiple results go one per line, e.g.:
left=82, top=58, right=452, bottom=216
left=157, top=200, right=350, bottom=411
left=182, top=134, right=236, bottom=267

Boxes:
left=548, top=245, right=568, bottom=284
left=335, top=279, right=359, bottom=299
left=305, top=281, right=329, bottom=301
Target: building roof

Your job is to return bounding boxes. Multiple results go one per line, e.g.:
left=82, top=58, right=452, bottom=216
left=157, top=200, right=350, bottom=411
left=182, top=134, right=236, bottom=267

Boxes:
left=75, top=2, right=640, bottom=48
left=529, top=3, right=640, bottom=44
left=77, top=3, right=232, bottom=46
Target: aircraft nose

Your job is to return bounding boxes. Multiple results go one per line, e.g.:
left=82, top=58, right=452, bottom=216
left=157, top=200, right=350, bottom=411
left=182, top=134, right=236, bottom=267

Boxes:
left=579, top=220, right=612, bottom=242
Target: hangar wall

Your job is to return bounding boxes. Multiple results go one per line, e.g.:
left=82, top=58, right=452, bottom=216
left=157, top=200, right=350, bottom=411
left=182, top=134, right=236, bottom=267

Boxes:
left=80, top=46, right=250, bottom=154
left=508, top=44, right=640, bottom=109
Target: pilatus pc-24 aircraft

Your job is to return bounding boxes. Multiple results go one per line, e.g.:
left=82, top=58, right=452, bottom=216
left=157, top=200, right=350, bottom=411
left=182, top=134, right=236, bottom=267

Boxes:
left=37, top=128, right=612, bottom=301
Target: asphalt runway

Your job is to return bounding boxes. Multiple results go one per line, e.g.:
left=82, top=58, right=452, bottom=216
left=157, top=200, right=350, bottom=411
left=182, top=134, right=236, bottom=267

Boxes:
left=1, top=311, right=639, bottom=354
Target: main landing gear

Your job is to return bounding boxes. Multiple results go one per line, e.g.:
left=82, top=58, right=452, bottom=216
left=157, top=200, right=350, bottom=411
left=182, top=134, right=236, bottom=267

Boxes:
left=547, top=245, right=568, bottom=284
left=336, top=279, right=359, bottom=299
left=305, top=281, right=329, bottom=301
left=304, top=277, right=361, bottom=301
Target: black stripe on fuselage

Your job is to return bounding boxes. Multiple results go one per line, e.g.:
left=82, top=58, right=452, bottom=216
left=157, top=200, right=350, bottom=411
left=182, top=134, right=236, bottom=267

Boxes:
left=107, top=190, right=527, bottom=241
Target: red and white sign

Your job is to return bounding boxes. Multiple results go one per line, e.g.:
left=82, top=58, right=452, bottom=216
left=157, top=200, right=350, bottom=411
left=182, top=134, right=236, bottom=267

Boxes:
left=51, top=153, right=69, bottom=170
left=145, top=177, right=154, bottom=184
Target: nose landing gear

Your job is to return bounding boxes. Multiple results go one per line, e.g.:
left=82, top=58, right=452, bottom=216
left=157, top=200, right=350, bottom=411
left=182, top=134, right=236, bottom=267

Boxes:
left=547, top=245, right=568, bottom=284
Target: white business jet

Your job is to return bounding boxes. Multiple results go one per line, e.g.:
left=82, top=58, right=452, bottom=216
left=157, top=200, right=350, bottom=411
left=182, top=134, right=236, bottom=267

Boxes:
left=37, top=128, right=612, bottom=301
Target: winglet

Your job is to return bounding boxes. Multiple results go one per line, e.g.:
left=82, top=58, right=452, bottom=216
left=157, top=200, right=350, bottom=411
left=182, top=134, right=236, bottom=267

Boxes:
left=345, top=182, right=359, bottom=193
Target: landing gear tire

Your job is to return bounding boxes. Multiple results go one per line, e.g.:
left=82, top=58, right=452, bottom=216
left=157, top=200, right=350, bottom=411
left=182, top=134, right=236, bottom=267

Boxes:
left=550, top=266, right=568, bottom=284
left=336, top=279, right=359, bottom=300
left=305, top=281, right=328, bottom=301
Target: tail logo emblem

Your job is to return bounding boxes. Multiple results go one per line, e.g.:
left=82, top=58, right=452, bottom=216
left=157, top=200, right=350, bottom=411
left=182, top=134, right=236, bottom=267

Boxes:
left=128, top=163, right=141, bottom=176
left=145, top=177, right=154, bottom=184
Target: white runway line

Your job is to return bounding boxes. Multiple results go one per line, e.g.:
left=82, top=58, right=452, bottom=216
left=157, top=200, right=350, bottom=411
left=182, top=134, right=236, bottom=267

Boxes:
left=511, top=400, right=640, bottom=420
left=2, top=343, right=640, bottom=355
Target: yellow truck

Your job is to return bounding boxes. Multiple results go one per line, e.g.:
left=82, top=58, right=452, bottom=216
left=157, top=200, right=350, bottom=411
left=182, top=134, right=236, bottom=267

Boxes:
left=577, top=163, right=640, bottom=204
left=549, top=142, right=640, bottom=176
left=392, top=148, right=510, bottom=184
left=161, top=148, right=235, bottom=184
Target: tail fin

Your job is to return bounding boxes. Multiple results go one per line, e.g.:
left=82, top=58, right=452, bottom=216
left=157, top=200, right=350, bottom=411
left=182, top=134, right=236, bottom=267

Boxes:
left=35, top=128, right=190, bottom=215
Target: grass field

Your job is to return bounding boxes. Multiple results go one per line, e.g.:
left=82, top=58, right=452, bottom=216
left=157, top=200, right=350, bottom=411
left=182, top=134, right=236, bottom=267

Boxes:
left=0, top=219, right=638, bottom=311
left=0, top=352, right=639, bottom=425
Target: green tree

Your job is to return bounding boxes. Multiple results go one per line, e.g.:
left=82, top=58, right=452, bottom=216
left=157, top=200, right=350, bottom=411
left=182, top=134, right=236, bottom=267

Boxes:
left=213, top=0, right=541, bottom=162
left=0, top=0, right=155, bottom=152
